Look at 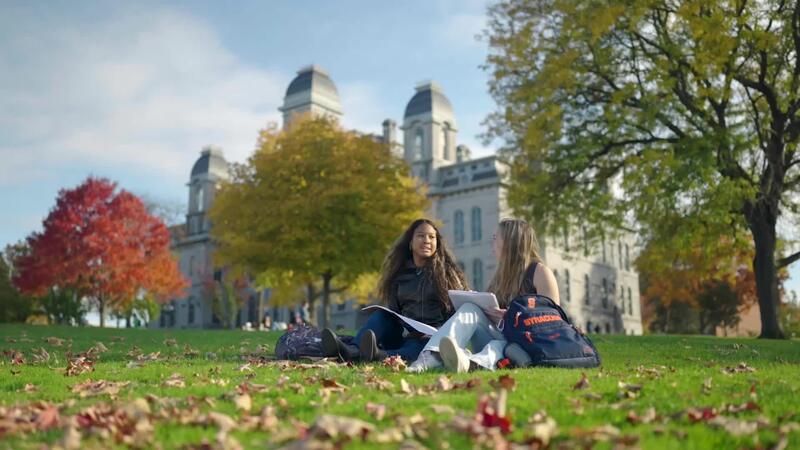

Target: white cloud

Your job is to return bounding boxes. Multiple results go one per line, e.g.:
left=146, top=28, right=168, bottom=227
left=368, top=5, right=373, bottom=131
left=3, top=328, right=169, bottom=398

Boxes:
left=0, top=7, right=287, bottom=186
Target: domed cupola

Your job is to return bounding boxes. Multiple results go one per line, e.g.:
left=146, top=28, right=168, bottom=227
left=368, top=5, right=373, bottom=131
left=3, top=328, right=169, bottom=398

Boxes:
left=280, top=65, right=343, bottom=126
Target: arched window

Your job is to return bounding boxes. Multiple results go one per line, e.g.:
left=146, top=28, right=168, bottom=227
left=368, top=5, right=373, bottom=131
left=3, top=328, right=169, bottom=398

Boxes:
left=586, top=321, right=592, bottom=333
left=189, top=256, right=195, bottom=277
left=584, top=274, right=590, bottom=305
left=602, top=235, right=607, bottom=263
left=618, top=241, right=623, bottom=268
left=471, top=207, right=482, bottom=241
left=473, top=259, right=483, bottom=291
left=188, top=299, right=195, bottom=324
left=196, top=185, right=204, bottom=212
left=605, top=323, right=611, bottom=334
left=442, top=125, right=450, bottom=160
left=625, top=244, right=631, bottom=271
left=565, top=269, right=571, bottom=302
left=602, top=278, right=608, bottom=308
left=627, top=287, right=633, bottom=315
left=413, top=128, right=423, bottom=160
left=454, top=210, right=464, bottom=244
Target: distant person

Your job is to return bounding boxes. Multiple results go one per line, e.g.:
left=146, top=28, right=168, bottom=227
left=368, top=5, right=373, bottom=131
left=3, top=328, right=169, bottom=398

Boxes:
left=261, top=314, right=272, bottom=331
left=298, top=300, right=311, bottom=325
left=320, top=219, right=468, bottom=362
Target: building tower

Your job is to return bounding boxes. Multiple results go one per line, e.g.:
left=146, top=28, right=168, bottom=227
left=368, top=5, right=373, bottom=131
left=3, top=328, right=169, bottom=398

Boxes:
left=401, top=81, right=458, bottom=183
left=279, top=65, right=343, bottom=127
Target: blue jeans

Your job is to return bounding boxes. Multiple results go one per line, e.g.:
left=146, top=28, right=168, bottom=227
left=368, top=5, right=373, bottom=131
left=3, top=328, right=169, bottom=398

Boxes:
left=355, top=310, right=428, bottom=361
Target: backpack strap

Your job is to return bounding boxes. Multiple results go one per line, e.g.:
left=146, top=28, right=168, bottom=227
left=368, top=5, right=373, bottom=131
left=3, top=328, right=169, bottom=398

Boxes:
left=521, top=262, right=539, bottom=295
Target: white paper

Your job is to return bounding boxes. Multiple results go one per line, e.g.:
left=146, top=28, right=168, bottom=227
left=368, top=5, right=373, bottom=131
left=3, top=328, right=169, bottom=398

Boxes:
left=361, top=305, right=438, bottom=336
left=448, top=290, right=500, bottom=314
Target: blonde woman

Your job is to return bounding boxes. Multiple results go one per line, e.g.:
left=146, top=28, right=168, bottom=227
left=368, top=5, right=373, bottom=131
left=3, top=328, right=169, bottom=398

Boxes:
left=409, top=218, right=559, bottom=372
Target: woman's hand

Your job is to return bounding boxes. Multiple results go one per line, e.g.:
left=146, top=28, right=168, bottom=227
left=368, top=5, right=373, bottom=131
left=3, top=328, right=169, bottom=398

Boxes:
left=486, top=307, right=507, bottom=321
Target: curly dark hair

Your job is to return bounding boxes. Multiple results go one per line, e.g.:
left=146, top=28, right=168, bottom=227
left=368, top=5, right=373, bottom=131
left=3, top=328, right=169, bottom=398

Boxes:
left=377, top=219, right=468, bottom=313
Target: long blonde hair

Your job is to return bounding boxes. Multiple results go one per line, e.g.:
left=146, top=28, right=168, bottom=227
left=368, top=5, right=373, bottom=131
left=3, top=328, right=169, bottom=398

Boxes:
left=487, top=218, right=542, bottom=307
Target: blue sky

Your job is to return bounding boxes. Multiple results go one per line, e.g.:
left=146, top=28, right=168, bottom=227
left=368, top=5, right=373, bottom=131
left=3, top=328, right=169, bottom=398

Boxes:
left=2, top=0, right=800, bottom=296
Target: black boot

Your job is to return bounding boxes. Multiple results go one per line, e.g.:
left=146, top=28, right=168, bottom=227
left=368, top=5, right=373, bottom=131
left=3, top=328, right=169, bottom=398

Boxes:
left=359, top=330, right=387, bottom=362
left=321, top=328, right=359, bottom=362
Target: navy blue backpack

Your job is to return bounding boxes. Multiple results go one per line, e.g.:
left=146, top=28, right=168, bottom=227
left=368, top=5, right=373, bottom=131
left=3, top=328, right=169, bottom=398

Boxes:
left=502, top=294, right=601, bottom=368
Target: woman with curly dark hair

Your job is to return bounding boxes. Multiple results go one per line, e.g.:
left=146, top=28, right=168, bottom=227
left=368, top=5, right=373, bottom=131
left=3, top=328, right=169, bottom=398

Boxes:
left=321, top=218, right=468, bottom=362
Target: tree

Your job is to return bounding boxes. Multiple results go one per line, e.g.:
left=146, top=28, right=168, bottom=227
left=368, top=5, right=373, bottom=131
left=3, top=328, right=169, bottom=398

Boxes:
left=484, top=0, right=800, bottom=338
left=0, top=251, right=31, bottom=323
left=12, top=177, right=188, bottom=327
left=210, top=115, right=427, bottom=328
left=203, top=270, right=249, bottom=329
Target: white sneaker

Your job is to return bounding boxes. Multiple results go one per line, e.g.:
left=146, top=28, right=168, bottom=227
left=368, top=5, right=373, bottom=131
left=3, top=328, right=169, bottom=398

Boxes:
left=439, top=337, right=470, bottom=373
left=407, top=350, right=442, bottom=373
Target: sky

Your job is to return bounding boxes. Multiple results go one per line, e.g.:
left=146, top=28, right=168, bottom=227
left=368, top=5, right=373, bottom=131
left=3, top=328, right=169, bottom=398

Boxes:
left=2, top=0, right=800, bottom=296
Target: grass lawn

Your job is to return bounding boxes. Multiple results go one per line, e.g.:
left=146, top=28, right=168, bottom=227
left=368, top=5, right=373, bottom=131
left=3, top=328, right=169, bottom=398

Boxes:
left=0, top=324, right=798, bottom=449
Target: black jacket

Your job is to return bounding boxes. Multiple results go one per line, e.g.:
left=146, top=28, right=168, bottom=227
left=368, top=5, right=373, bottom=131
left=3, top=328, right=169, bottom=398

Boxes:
left=387, top=265, right=452, bottom=329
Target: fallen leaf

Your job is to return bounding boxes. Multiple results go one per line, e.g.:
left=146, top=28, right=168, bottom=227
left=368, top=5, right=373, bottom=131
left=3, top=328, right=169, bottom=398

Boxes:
left=572, top=372, right=590, bottom=390
left=65, top=356, right=94, bottom=376
left=31, top=347, right=50, bottom=364
left=381, top=355, right=407, bottom=372
left=490, top=374, right=516, bottom=391
left=71, top=380, right=131, bottom=398
left=23, top=383, right=38, bottom=393
left=626, top=407, right=657, bottom=424
left=163, top=373, right=186, bottom=388
left=163, top=338, right=178, bottom=347
left=399, top=379, right=413, bottom=394
left=723, top=362, right=756, bottom=375
left=686, top=407, right=718, bottom=423
left=365, top=402, right=387, bottom=420
left=44, top=336, right=65, bottom=346
left=308, top=414, right=374, bottom=441
left=436, top=376, right=453, bottom=392
left=234, top=393, right=252, bottom=413
left=430, top=404, right=455, bottom=415
left=527, top=410, right=557, bottom=447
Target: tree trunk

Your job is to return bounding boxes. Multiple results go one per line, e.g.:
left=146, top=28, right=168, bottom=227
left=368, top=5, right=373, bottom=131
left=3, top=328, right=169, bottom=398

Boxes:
left=98, top=296, right=105, bottom=328
left=321, top=272, right=332, bottom=330
left=306, top=283, right=317, bottom=325
left=125, top=315, right=131, bottom=328
left=745, top=202, right=785, bottom=339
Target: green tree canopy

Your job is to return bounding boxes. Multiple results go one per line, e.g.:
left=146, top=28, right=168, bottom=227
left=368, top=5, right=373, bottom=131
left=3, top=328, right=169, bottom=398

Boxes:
left=209, top=115, right=427, bottom=327
left=484, top=0, right=800, bottom=338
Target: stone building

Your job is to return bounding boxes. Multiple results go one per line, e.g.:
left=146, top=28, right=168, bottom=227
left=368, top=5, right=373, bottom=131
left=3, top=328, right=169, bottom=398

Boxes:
left=157, top=64, right=643, bottom=334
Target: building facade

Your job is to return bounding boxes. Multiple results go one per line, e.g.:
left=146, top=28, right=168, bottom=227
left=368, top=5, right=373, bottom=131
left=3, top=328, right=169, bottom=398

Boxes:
left=158, top=64, right=643, bottom=334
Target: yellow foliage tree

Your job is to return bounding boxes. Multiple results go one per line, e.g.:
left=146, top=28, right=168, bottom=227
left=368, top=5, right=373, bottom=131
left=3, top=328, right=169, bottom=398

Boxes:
left=210, top=115, right=427, bottom=327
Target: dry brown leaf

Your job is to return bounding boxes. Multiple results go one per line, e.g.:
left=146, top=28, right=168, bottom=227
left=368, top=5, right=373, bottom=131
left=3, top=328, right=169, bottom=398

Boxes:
left=163, top=373, right=186, bottom=388
left=65, top=356, right=94, bottom=376
left=527, top=410, right=557, bottom=447
left=31, top=347, right=50, bottom=364
left=430, top=404, right=455, bottom=415
left=723, top=362, right=756, bottom=375
left=381, top=355, right=407, bottom=372
left=44, top=336, right=66, bottom=346
left=436, top=376, right=453, bottom=392
left=365, top=402, right=387, bottom=420
left=22, top=383, right=38, bottom=393
left=399, top=379, right=413, bottom=394
left=208, top=411, right=238, bottom=432
left=308, top=414, right=374, bottom=441
left=626, top=407, right=657, bottom=424
left=71, top=380, right=131, bottom=398
left=572, top=372, right=590, bottom=390
left=234, top=393, right=252, bottom=413
left=163, top=338, right=178, bottom=347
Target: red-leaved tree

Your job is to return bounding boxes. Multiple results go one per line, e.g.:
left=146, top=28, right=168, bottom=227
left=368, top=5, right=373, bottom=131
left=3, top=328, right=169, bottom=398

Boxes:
left=13, top=177, right=187, bottom=327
